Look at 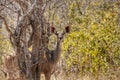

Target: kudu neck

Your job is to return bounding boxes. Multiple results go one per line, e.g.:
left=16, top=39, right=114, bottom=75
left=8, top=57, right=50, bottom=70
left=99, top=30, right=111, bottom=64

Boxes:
left=52, top=38, right=63, bottom=64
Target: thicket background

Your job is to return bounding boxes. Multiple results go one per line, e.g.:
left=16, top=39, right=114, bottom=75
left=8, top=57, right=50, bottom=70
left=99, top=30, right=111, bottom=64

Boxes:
left=0, top=0, right=120, bottom=80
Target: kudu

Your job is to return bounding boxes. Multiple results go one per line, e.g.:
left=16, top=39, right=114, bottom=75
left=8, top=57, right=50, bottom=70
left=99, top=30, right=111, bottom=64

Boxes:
left=3, top=26, right=70, bottom=80
left=40, top=26, right=70, bottom=80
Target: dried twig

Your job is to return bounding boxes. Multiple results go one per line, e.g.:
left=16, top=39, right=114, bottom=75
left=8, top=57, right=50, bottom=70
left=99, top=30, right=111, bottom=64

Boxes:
left=0, top=15, right=12, bottom=35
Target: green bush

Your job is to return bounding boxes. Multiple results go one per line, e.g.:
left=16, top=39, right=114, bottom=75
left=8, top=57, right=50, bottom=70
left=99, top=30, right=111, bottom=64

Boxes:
left=62, top=1, right=120, bottom=75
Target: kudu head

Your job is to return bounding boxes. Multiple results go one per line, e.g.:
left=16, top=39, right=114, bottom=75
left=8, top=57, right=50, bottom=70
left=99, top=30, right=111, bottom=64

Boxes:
left=51, top=26, right=70, bottom=42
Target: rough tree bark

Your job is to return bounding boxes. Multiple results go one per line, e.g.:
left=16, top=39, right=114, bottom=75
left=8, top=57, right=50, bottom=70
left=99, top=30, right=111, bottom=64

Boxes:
left=0, top=0, right=70, bottom=80
left=0, top=0, right=50, bottom=80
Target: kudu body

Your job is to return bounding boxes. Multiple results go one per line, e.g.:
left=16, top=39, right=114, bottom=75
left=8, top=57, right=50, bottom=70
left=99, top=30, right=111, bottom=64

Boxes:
left=40, top=26, right=70, bottom=80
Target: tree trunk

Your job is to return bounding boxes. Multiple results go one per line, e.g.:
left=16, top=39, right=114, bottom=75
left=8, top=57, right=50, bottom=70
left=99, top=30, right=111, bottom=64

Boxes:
left=0, top=0, right=61, bottom=80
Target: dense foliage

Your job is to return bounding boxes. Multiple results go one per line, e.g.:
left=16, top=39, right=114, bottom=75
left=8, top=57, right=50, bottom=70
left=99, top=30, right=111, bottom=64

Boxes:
left=63, top=1, right=120, bottom=75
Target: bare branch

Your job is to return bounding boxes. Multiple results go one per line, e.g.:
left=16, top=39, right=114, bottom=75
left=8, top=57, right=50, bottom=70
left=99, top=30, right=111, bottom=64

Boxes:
left=18, top=0, right=37, bottom=17
left=0, top=1, right=14, bottom=12
left=0, top=15, right=12, bottom=35
left=28, top=31, right=34, bottom=48
left=14, top=0, right=37, bottom=39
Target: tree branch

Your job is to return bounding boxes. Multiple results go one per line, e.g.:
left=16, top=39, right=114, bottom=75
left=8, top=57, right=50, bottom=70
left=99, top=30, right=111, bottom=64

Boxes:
left=0, top=0, right=14, bottom=12
left=0, top=15, right=12, bottom=35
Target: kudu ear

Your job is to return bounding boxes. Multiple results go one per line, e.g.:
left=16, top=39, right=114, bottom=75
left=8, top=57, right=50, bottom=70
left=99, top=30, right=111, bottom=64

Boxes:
left=51, top=27, right=55, bottom=33
left=65, top=26, right=70, bottom=33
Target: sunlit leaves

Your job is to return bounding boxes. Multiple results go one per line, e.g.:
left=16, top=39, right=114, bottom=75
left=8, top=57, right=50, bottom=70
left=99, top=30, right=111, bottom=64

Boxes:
left=62, top=1, right=120, bottom=75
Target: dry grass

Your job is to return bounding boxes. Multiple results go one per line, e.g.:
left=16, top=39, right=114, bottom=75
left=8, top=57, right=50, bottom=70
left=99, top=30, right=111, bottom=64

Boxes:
left=51, top=67, right=120, bottom=80
left=1, top=54, right=119, bottom=80
left=0, top=65, right=120, bottom=80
